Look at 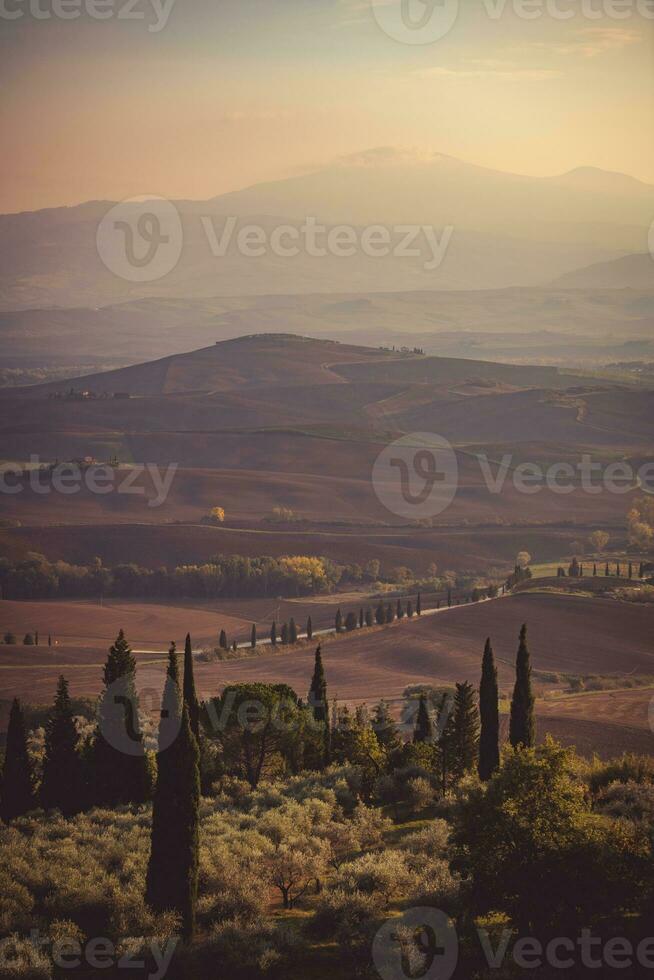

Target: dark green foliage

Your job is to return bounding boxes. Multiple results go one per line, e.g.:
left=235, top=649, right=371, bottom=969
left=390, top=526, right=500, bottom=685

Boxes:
left=306, top=616, right=312, bottom=641
left=335, top=609, right=343, bottom=633
left=452, top=681, right=479, bottom=777
left=375, top=602, right=385, bottom=625
left=23, top=633, right=34, bottom=645
left=251, top=623, right=257, bottom=648
left=385, top=604, right=393, bottom=624
left=447, top=589, right=452, bottom=608
left=289, top=618, right=298, bottom=644
left=1, top=698, right=35, bottom=821
left=219, top=629, right=228, bottom=650
left=270, top=621, right=277, bottom=646
left=372, top=700, right=403, bottom=755
left=478, top=638, right=500, bottom=781
left=92, top=630, right=150, bottom=807
left=412, top=694, right=433, bottom=744
left=183, top=633, right=200, bottom=742
left=40, top=676, right=84, bottom=816
left=365, top=607, right=373, bottom=627
left=345, top=611, right=357, bottom=631
left=207, top=683, right=302, bottom=787
left=358, top=608, right=364, bottom=629
left=407, top=600, right=413, bottom=617
left=396, top=599, right=404, bottom=619
left=509, top=624, right=535, bottom=749
left=307, top=645, right=330, bottom=767
left=416, top=592, right=422, bottom=615
left=281, top=622, right=289, bottom=644
left=146, top=642, right=199, bottom=943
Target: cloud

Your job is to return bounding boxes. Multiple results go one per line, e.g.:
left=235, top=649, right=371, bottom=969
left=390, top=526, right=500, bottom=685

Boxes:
left=416, top=60, right=560, bottom=81
left=531, top=27, right=642, bottom=58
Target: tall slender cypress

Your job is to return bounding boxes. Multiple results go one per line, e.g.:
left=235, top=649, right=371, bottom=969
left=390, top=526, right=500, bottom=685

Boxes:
left=183, top=633, right=200, bottom=742
left=146, top=644, right=200, bottom=942
left=1, top=698, right=35, bottom=821
left=413, top=694, right=433, bottom=743
left=306, top=616, right=313, bottom=641
left=478, top=638, right=500, bottom=780
left=452, top=681, right=480, bottom=777
left=251, top=624, right=257, bottom=648
left=270, top=621, right=277, bottom=646
left=416, top=593, right=422, bottom=615
left=41, top=676, right=84, bottom=816
left=509, top=624, right=535, bottom=749
left=93, top=630, right=150, bottom=806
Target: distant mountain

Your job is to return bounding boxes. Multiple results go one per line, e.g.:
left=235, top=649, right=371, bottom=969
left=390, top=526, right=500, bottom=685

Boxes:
left=552, top=253, right=654, bottom=289
left=1, top=150, right=652, bottom=311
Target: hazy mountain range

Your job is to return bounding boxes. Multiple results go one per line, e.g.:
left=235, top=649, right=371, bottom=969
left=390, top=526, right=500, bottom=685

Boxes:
left=1, top=150, right=652, bottom=312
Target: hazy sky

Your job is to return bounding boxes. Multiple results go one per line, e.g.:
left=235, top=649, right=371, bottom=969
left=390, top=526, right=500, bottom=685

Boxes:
left=1, top=0, right=653, bottom=212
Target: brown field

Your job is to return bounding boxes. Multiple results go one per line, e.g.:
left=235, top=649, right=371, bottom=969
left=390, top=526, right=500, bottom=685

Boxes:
left=2, top=592, right=652, bottom=758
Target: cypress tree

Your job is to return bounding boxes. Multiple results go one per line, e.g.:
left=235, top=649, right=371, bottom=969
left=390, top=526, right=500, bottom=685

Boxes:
left=639, top=562, right=644, bottom=578
left=219, top=629, right=228, bottom=650
left=452, top=682, right=480, bottom=778
left=183, top=633, right=200, bottom=742
left=605, top=562, right=610, bottom=576
left=365, top=607, right=373, bottom=627
left=270, top=621, right=277, bottom=646
left=1, top=698, right=35, bottom=821
left=447, top=589, right=452, bottom=608
left=396, top=599, right=404, bottom=619
left=335, top=609, right=343, bottom=633
left=40, top=676, right=84, bottom=816
left=509, top=624, right=535, bottom=749
left=593, top=563, right=597, bottom=576
left=251, top=623, right=257, bottom=648
left=92, top=630, right=149, bottom=806
left=416, top=592, right=422, bottom=615
left=289, top=618, right=298, bottom=644
left=281, top=622, right=289, bottom=644
left=307, top=644, right=330, bottom=767
left=478, top=638, right=500, bottom=781
left=413, top=694, right=433, bottom=743
left=146, top=644, right=200, bottom=943
left=306, top=616, right=313, bottom=641
left=375, top=601, right=385, bottom=625
left=359, top=608, right=364, bottom=629
left=407, top=600, right=414, bottom=617
left=385, top=603, right=393, bottom=623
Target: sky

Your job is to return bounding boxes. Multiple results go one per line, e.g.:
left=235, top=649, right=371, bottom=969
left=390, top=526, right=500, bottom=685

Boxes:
left=1, top=0, right=653, bottom=213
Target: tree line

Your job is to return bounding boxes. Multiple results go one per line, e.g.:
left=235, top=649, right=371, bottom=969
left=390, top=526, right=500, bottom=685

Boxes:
left=0, top=619, right=535, bottom=942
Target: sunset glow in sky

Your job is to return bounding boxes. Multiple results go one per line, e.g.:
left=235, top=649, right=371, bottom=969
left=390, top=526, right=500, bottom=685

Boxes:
left=1, top=0, right=653, bottom=213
